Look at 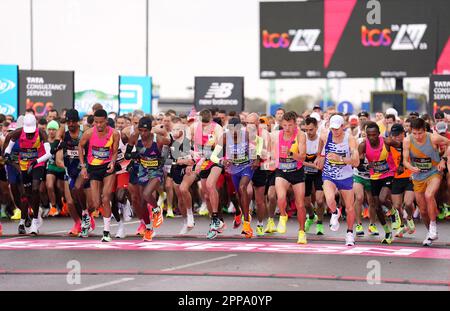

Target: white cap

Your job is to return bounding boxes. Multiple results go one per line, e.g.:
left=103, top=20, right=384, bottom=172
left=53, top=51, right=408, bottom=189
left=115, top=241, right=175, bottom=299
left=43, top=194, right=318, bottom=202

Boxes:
left=386, top=108, right=398, bottom=118
left=329, top=115, right=344, bottom=129
left=23, top=114, right=37, bottom=133
left=310, top=112, right=321, bottom=122
left=16, top=115, right=24, bottom=128
left=436, top=121, right=448, bottom=134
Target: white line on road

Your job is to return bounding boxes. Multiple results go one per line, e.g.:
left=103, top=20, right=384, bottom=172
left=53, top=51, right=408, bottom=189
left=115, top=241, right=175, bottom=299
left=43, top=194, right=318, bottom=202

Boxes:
left=47, top=220, right=141, bottom=234
left=73, top=277, right=135, bottom=291
left=161, top=254, right=238, bottom=272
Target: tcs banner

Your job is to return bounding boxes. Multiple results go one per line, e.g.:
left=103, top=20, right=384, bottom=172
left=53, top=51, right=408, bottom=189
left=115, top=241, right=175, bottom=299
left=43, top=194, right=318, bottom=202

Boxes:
left=119, top=76, right=152, bottom=115
left=0, top=65, right=19, bottom=119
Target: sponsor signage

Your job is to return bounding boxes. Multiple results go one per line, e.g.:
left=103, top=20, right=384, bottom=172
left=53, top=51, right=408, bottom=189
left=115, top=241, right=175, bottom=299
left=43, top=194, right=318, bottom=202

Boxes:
left=19, top=70, right=74, bottom=117
left=119, top=76, right=152, bottom=115
left=430, top=75, right=450, bottom=114
left=0, top=65, right=19, bottom=118
left=194, top=77, right=244, bottom=112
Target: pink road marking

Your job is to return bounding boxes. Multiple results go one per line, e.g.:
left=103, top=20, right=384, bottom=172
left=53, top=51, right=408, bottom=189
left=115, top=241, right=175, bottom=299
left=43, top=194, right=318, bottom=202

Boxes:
left=1, top=239, right=450, bottom=260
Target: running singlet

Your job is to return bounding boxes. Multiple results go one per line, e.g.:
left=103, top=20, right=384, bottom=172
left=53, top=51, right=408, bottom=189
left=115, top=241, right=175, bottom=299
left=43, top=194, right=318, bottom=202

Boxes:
left=63, top=129, right=83, bottom=176
left=390, top=145, right=412, bottom=179
left=87, top=126, right=113, bottom=166
left=277, top=128, right=302, bottom=172
left=365, top=136, right=395, bottom=180
left=18, top=129, right=46, bottom=171
left=304, top=135, right=319, bottom=174
left=136, top=135, right=162, bottom=171
left=47, top=140, right=65, bottom=173
left=322, top=131, right=353, bottom=180
left=409, top=133, right=441, bottom=181
left=194, top=122, right=218, bottom=170
left=225, top=129, right=252, bottom=174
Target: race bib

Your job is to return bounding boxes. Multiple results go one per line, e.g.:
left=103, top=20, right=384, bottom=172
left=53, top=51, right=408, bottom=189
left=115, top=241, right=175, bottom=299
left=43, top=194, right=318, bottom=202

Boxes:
left=413, top=157, right=432, bottom=172
left=20, top=148, right=38, bottom=160
left=279, top=158, right=298, bottom=171
left=92, top=146, right=110, bottom=160
left=140, top=157, right=159, bottom=169
left=66, top=149, right=79, bottom=158
left=372, top=160, right=389, bottom=174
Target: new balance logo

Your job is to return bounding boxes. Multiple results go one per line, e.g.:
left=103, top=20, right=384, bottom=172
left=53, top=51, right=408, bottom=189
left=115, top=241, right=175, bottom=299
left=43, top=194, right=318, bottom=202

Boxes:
left=391, top=24, right=427, bottom=50
left=205, top=83, right=234, bottom=99
left=288, top=29, right=321, bottom=52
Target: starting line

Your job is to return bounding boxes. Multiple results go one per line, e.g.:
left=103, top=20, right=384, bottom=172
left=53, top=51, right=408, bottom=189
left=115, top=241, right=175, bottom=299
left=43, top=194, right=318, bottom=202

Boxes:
left=0, top=239, right=449, bottom=260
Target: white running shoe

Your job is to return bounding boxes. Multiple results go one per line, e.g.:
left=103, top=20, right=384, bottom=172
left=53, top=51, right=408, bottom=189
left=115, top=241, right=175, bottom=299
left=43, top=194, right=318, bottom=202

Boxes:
left=227, top=201, right=236, bottom=214
left=428, top=228, right=438, bottom=241
left=115, top=221, right=126, bottom=238
left=413, top=207, right=420, bottom=219
left=329, top=209, right=341, bottom=232
left=30, top=218, right=40, bottom=235
left=422, top=235, right=433, bottom=246
left=179, top=220, right=189, bottom=235
left=345, top=232, right=355, bottom=246
left=186, top=211, right=195, bottom=229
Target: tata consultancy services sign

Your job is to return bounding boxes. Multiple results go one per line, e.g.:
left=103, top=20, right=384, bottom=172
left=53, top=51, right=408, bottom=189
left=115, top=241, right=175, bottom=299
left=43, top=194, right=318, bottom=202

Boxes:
left=194, top=77, right=244, bottom=113
left=0, top=65, right=19, bottom=119
left=119, top=76, right=152, bottom=115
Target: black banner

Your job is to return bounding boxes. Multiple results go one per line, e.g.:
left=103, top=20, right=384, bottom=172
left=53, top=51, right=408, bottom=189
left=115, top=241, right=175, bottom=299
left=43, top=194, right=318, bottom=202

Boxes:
left=371, top=91, right=406, bottom=116
left=194, top=77, right=244, bottom=113
left=19, top=70, right=74, bottom=117
left=260, top=0, right=450, bottom=78
left=430, top=75, right=450, bottom=114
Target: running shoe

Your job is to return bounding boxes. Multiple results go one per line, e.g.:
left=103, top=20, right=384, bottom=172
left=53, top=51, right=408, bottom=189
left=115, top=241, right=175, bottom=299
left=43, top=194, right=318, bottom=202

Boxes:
left=143, top=228, right=154, bottom=241
left=186, top=213, right=195, bottom=229
left=90, top=215, right=96, bottom=232
left=198, top=203, right=209, bottom=216
left=256, top=225, right=264, bottom=237
left=60, top=203, right=69, bottom=217
left=121, top=201, right=133, bottom=222
left=101, top=231, right=112, bottom=242
left=179, top=220, right=189, bottom=235
left=29, top=218, right=39, bottom=235
left=68, top=221, right=82, bottom=236
left=152, top=207, right=164, bottom=228
left=217, top=219, right=226, bottom=233
left=48, top=205, right=59, bottom=217
left=206, top=218, right=222, bottom=240
left=135, top=222, right=146, bottom=236
left=227, top=201, right=236, bottom=214
left=241, top=221, right=253, bottom=239
left=329, top=209, right=341, bottom=232
left=428, top=227, right=438, bottom=241
left=304, top=214, right=318, bottom=233
left=265, top=218, right=277, bottom=233
left=277, top=215, right=288, bottom=234
left=157, top=192, right=166, bottom=210
left=394, top=225, right=407, bottom=238
left=297, top=230, right=307, bottom=244
left=25, top=216, right=32, bottom=228
left=345, top=232, right=355, bottom=246
left=355, top=224, right=364, bottom=236
left=10, top=208, right=21, bottom=220
left=368, top=224, right=380, bottom=236
left=381, top=232, right=394, bottom=244
left=406, top=219, right=416, bottom=234
left=233, top=213, right=242, bottom=229
left=166, top=206, right=175, bottom=218
left=80, top=214, right=91, bottom=238
left=391, top=209, right=401, bottom=230
left=0, top=206, right=8, bottom=219
left=18, top=224, right=26, bottom=235
left=437, top=206, right=447, bottom=220
left=422, top=235, right=433, bottom=246
left=91, top=210, right=99, bottom=218
left=115, top=221, right=126, bottom=239
left=316, top=223, right=324, bottom=235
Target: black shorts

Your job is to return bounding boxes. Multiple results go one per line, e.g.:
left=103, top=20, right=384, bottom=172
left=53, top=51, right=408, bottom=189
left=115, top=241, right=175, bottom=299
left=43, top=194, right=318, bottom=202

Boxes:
left=370, top=176, right=393, bottom=196
left=252, top=169, right=268, bottom=188
left=391, top=177, right=414, bottom=195
left=305, top=172, right=323, bottom=197
left=87, top=163, right=115, bottom=181
left=275, top=167, right=305, bottom=186
left=47, top=170, right=65, bottom=181
left=21, top=166, right=46, bottom=187
left=198, top=163, right=224, bottom=180
left=171, top=165, right=187, bottom=185
left=0, top=166, right=7, bottom=182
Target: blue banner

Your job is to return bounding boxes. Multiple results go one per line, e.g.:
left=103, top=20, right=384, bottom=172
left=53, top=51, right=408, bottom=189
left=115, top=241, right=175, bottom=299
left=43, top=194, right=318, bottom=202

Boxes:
left=0, top=65, right=19, bottom=119
left=119, top=76, right=152, bottom=115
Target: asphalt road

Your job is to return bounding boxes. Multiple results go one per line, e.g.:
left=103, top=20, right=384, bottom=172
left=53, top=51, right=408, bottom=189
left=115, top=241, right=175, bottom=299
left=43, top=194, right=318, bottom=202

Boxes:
left=1, top=214, right=449, bottom=291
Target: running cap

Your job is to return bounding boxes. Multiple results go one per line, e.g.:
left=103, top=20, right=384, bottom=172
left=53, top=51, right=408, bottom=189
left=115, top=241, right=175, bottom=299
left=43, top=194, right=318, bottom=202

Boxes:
left=23, top=114, right=36, bottom=133
left=329, top=115, right=344, bottom=129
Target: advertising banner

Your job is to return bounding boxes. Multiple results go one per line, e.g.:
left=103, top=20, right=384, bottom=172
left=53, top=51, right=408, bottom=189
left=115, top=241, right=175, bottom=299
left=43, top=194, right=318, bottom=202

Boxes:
left=0, top=65, right=19, bottom=119
left=430, top=75, right=450, bottom=114
left=119, top=76, right=152, bottom=115
left=74, top=74, right=119, bottom=117
left=194, top=77, right=244, bottom=113
left=19, top=70, right=74, bottom=117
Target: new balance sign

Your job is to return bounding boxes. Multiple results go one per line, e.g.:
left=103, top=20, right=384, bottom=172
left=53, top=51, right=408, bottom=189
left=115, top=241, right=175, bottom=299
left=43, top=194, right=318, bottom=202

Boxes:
left=195, top=77, right=244, bottom=112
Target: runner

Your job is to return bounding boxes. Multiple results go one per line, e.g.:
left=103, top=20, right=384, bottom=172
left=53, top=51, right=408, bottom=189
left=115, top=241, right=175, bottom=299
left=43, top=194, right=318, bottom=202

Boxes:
left=78, top=109, right=120, bottom=242
left=272, top=111, right=308, bottom=244
left=317, top=114, right=359, bottom=246
left=2, top=114, right=52, bottom=235
left=402, top=118, right=449, bottom=246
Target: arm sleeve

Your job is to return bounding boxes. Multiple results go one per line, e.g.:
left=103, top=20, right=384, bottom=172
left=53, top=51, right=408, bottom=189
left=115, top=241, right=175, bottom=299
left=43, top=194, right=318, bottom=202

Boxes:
left=210, top=145, right=223, bottom=164
left=255, top=136, right=263, bottom=157
left=37, top=142, right=52, bottom=164
left=4, top=139, right=16, bottom=155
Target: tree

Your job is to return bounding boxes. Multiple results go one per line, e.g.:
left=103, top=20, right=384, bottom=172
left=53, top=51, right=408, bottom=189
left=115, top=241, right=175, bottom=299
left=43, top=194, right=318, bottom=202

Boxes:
left=284, top=95, right=314, bottom=114
left=244, top=97, right=268, bottom=113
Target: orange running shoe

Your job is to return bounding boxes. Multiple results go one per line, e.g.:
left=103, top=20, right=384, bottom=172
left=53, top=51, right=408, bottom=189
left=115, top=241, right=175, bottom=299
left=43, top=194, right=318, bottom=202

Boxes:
left=60, top=203, right=69, bottom=217
left=241, top=221, right=253, bottom=239
left=135, top=222, right=146, bottom=236
left=233, top=214, right=242, bottom=229
left=152, top=208, right=164, bottom=228
left=48, top=205, right=59, bottom=217
left=91, top=210, right=99, bottom=218
left=68, top=221, right=81, bottom=236
left=143, top=228, right=154, bottom=241
left=363, top=208, right=369, bottom=219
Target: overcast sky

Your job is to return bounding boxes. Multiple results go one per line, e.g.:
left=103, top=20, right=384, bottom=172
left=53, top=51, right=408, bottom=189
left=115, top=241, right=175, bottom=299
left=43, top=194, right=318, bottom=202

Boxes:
left=0, top=0, right=429, bottom=109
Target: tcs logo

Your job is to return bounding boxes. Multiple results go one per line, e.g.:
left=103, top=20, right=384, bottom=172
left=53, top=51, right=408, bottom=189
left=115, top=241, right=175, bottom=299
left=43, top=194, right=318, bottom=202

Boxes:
left=361, top=24, right=427, bottom=50
left=262, top=30, right=290, bottom=48
left=361, top=25, right=391, bottom=47
left=262, top=29, right=321, bottom=52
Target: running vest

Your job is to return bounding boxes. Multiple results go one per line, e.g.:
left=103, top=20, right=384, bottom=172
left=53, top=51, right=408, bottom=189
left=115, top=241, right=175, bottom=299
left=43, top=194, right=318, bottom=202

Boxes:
left=18, top=129, right=46, bottom=171
left=365, top=137, right=396, bottom=180
left=304, top=135, right=320, bottom=174
left=47, top=140, right=65, bottom=173
left=353, top=137, right=370, bottom=179
left=390, top=145, right=412, bottom=179
left=136, top=134, right=162, bottom=171
left=322, top=131, right=353, bottom=180
left=226, top=129, right=250, bottom=165
left=277, top=128, right=303, bottom=172
left=409, top=133, right=441, bottom=181
left=63, top=129, right=83, bottom=172
left=194, top=122, right=218, bottom=170
left=87, top=126, right=113, bottom=166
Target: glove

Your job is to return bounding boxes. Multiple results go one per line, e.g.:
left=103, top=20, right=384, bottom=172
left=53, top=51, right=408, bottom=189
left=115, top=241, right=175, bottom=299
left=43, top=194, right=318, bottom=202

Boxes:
left=4, top=153, right=11, bottom=162
left=27, top=159, right=38, bottom=174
